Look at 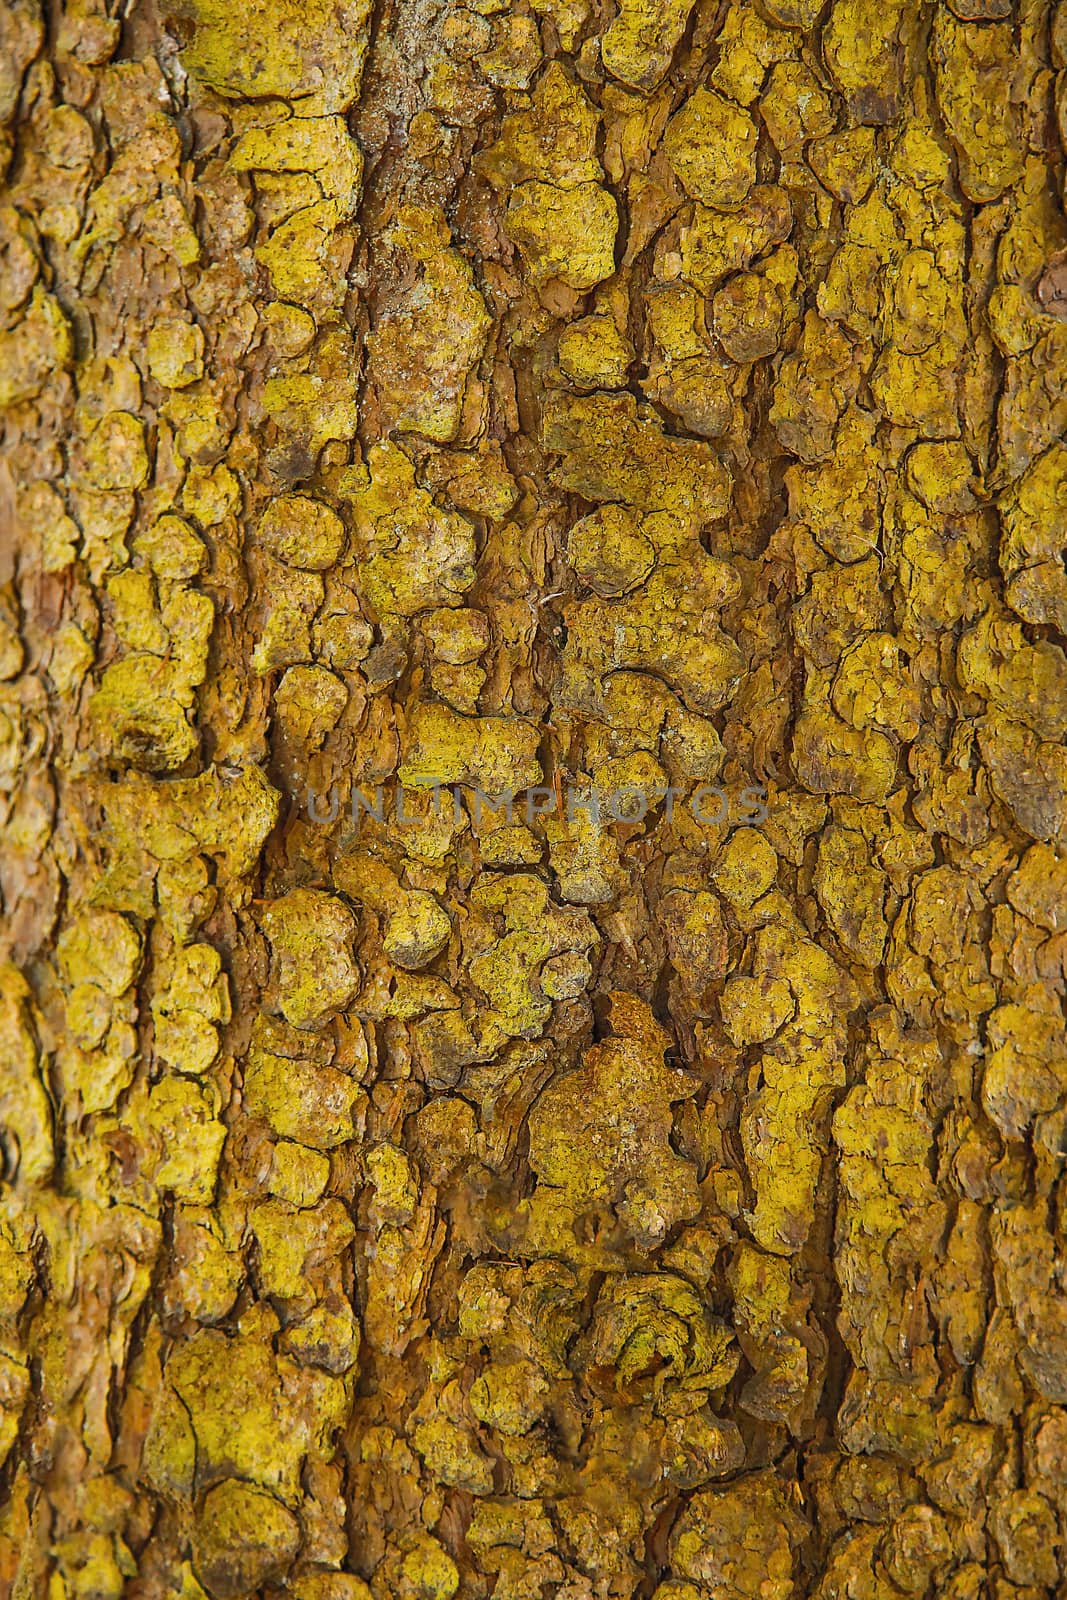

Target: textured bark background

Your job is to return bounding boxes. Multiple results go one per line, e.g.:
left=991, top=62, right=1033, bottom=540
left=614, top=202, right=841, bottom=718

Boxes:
left=3, top=0, right=1067, bottom=1594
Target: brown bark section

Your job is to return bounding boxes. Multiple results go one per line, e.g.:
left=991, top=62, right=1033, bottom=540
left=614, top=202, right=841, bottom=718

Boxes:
left=2, top=0, right=1067, bottom=1596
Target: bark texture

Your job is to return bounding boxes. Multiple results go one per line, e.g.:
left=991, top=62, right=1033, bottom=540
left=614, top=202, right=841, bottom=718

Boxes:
left=2, top=0, right=1067, bottom=1595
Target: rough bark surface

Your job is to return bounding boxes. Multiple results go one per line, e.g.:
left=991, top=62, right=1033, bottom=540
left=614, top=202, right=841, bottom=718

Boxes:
left=2, top=0, right=1067, bottom=1595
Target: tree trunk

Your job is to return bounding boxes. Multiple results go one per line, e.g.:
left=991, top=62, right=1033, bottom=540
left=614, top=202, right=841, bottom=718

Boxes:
left=2, top=0, right=1067, bottom=1594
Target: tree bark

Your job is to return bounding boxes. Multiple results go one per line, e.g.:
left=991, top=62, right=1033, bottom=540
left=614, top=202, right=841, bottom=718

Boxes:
left=2, top=0, right=1067, bottom=1595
